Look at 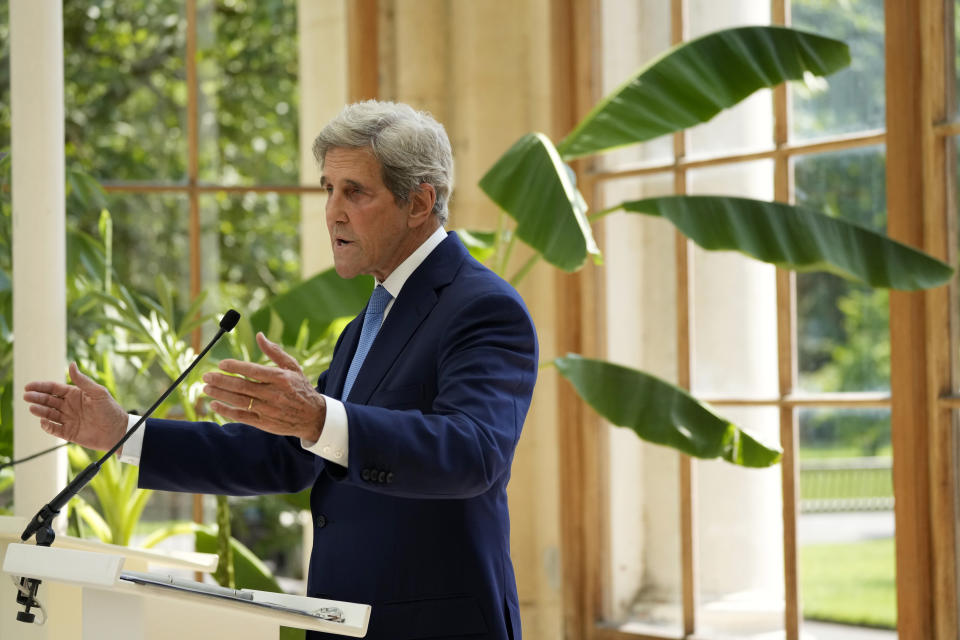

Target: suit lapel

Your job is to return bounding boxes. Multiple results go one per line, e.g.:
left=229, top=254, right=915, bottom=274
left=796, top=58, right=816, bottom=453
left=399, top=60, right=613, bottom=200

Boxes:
left=344, top=232, right=467, bottom=404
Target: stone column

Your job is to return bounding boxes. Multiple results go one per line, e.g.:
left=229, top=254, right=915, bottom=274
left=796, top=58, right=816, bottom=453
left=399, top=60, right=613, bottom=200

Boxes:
left=297, top=0, right=348, bottom=277
left=10, top=0, right=67, bottom=521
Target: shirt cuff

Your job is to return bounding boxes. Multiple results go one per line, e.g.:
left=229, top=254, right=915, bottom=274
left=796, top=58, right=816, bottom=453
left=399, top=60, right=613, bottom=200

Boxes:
left=301, top=395, right=349, bottom=466
left=117, top=414, right=145, bottom=465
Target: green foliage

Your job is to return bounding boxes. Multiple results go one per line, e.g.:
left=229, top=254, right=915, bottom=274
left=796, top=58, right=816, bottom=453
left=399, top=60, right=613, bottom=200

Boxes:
left=796, top=147, right=889, bottom=389
left=791, top=0, right=886, bottom=137
left=479, top=133, right=597, bottom=272
left=229, top=494, right=304, bottom=579
left=214, top=494, right=236, bottom=588
left=476, top=25, right=950, bottom=467
left=67, top=446, right=151, bottom=546
left=622, top=195, right=949, bottom=290
left=557, top=26, right=851, bottom=158
left=801, top=537, right=896, bottom=628
left=141, top=521, right=285, bottom=593
left=555, top=355, right=781, bottom=467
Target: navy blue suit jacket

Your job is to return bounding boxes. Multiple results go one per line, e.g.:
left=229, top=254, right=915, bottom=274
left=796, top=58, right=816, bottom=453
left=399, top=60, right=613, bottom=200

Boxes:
left=138, top=233, right=539, bottom=640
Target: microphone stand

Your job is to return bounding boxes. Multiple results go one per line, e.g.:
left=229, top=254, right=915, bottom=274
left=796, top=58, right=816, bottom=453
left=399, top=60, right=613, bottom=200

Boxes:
left=13, top=310, right=240, bottom=624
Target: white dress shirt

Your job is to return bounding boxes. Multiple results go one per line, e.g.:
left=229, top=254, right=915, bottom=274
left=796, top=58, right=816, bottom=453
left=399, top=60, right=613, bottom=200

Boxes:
left=119, top=226, right=448, bottom=468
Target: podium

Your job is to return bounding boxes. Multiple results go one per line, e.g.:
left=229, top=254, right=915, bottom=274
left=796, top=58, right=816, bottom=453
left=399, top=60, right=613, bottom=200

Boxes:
left=0, top=516, right=370, bottom=639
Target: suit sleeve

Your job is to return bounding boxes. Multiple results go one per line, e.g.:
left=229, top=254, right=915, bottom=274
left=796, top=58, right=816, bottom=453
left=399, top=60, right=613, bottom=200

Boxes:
left=138, top=418, right=322, bottom=496
left=331, top=290, right=538, bottom=499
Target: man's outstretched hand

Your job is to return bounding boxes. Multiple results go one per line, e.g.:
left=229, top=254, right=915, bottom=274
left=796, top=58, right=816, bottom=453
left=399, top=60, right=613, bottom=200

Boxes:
left=23, top=362, right=128, bottom=451
left=203, top=332, right=327, bottom=442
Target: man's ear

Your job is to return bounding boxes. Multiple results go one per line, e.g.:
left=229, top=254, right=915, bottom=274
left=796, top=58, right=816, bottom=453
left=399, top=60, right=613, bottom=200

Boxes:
left=407, top=183, right=437, bottom=228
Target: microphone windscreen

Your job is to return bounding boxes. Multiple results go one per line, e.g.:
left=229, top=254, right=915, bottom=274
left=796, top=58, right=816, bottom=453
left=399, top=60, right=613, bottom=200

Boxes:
left=220, top=309, right=241, bottom=332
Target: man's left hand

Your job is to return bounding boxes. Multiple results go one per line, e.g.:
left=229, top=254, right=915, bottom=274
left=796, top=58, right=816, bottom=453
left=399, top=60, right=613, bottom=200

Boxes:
left=203, top=332, right=326, bottom=442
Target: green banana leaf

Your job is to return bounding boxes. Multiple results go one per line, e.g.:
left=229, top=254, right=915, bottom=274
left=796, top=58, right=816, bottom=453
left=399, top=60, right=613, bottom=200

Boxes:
left=250, top=268, right=373, bottom=345
left=558, top=26, right=850, bottom=158
left=554, top=354, right=782, bottom=467
left=141, top=522, right=284, bottom=593
left=479, top=133, right=599, bottom=272
left=621, top=195, right=954, bottom=291
left=456, top=229, right=498, bottom=263
left=195, top=526, right=284, bottom=592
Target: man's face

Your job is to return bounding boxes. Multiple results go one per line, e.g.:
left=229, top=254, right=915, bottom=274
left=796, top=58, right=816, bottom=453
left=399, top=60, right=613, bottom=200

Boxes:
left=322, top=147, right=416, bottom=281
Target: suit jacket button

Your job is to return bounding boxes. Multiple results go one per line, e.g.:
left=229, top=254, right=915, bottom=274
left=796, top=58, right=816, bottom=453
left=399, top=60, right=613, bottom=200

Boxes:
left=361, top=469, right=370, bottom=481
left=377, top=471, right=387, bottom=483
left=315, top=515, right=327, bottom=529
left=386, top=472, right=394, bottom=484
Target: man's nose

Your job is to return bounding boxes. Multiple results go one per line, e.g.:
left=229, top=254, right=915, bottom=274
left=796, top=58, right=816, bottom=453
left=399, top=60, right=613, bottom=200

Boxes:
left=325, top=194, right=348, bottom=221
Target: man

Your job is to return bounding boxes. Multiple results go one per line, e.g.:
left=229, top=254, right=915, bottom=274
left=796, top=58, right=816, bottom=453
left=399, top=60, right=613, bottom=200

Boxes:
left=23, top=101, right=538, bottom=640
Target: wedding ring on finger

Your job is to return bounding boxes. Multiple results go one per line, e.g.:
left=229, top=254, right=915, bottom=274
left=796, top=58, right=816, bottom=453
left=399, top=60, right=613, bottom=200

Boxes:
left=247, top=397, right=255, bottom=411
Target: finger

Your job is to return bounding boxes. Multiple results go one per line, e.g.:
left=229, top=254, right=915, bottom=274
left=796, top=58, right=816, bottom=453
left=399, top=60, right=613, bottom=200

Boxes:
left=209, top=401, right=294, bottom=436
left=203, top=384, right=270, bottom=413
left=24, top=391, right=66, bottom=410
left=256, top=332, right=302, bottom=372
left=29, top=403, right=66, bottom=425
left=206, top=385, right=288, bottom=419
left=217, top=359, right=287, bottom=382
left=68, top=362, right=103, bottom=395
left=209, top=400, right=270, bottom=424
left=24, top=380, right=73, bottom=396
left=203, top=371, right=266, bottom=395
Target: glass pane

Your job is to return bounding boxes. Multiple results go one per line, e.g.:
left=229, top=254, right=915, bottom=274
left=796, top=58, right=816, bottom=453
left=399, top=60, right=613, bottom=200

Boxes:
left=196, top=0, right=301, bottom=186
left=106, top=193, right=192, bottom=298
left=794, top=147, right=889, bottom=393
left=791, top=0, right=885, bottom=141
left=696, top=407, right=784, bottom=640
left=198, top=192, right=301, bottom=312
left=600, top=173, right=681, bottom=635
left=599, top=1, right=673, bottom=169
left=688, top=160, right=778, bottom=397
left=63, top=1, right=188, bottom=182
left=67, top=193, right=191, bottom=409
left=686, top=0, right=773, bottom=158
left=799, top=408, right=897, bottom=636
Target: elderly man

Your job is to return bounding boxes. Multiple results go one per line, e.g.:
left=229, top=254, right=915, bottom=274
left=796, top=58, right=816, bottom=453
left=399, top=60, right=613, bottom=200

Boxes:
left=24, top=101, right=538, bottom=640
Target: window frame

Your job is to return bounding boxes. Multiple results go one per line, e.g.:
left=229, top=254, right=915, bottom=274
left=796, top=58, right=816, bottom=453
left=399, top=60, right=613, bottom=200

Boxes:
left=554, top=1, right=960, bottom=638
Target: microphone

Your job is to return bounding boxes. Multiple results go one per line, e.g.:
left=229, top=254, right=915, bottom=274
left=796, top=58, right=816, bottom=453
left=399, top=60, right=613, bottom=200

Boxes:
left=13, top=309, right=241, bottom=624
left=19, top=309, right=242, bottom=545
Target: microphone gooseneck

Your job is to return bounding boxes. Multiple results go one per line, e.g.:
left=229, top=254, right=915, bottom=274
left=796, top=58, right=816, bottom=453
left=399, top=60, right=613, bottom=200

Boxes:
left=20, top=309, right=241, bottom=545
left=14, top=310, right=241, bottom=624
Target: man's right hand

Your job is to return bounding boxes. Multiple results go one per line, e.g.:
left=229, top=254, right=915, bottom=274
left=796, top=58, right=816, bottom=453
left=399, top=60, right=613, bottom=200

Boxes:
left=23, top=362, right=127, bottom=452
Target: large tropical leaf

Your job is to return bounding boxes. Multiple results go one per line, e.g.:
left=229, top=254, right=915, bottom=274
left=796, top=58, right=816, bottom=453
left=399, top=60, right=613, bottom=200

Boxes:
left=456, top=229, right=498, bottom=264
left=479, top=133, right=599, bottom=272
left=555, top=355, right=781, bottom=467
left=140, top=522, right=284, bottom=593
left=250, top=268, right=372, bottom=345
left=621, top=195, right=954, bottom=291
left=558, top=26, right=850, bottom=158
left=195, top=526, right=284, bottom=593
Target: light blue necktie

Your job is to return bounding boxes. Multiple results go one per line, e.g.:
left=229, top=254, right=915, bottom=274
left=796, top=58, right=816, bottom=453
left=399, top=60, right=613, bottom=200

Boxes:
left=342, top=285, right=393, bottom=400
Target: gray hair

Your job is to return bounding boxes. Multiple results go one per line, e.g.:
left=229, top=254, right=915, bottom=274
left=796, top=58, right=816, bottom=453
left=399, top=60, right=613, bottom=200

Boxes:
left=312, top=101, right=454, bottom=225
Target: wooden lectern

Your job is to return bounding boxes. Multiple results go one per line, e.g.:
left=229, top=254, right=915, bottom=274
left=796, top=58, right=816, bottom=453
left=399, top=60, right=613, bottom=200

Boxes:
left=0, top=516, right=370, bottom=639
